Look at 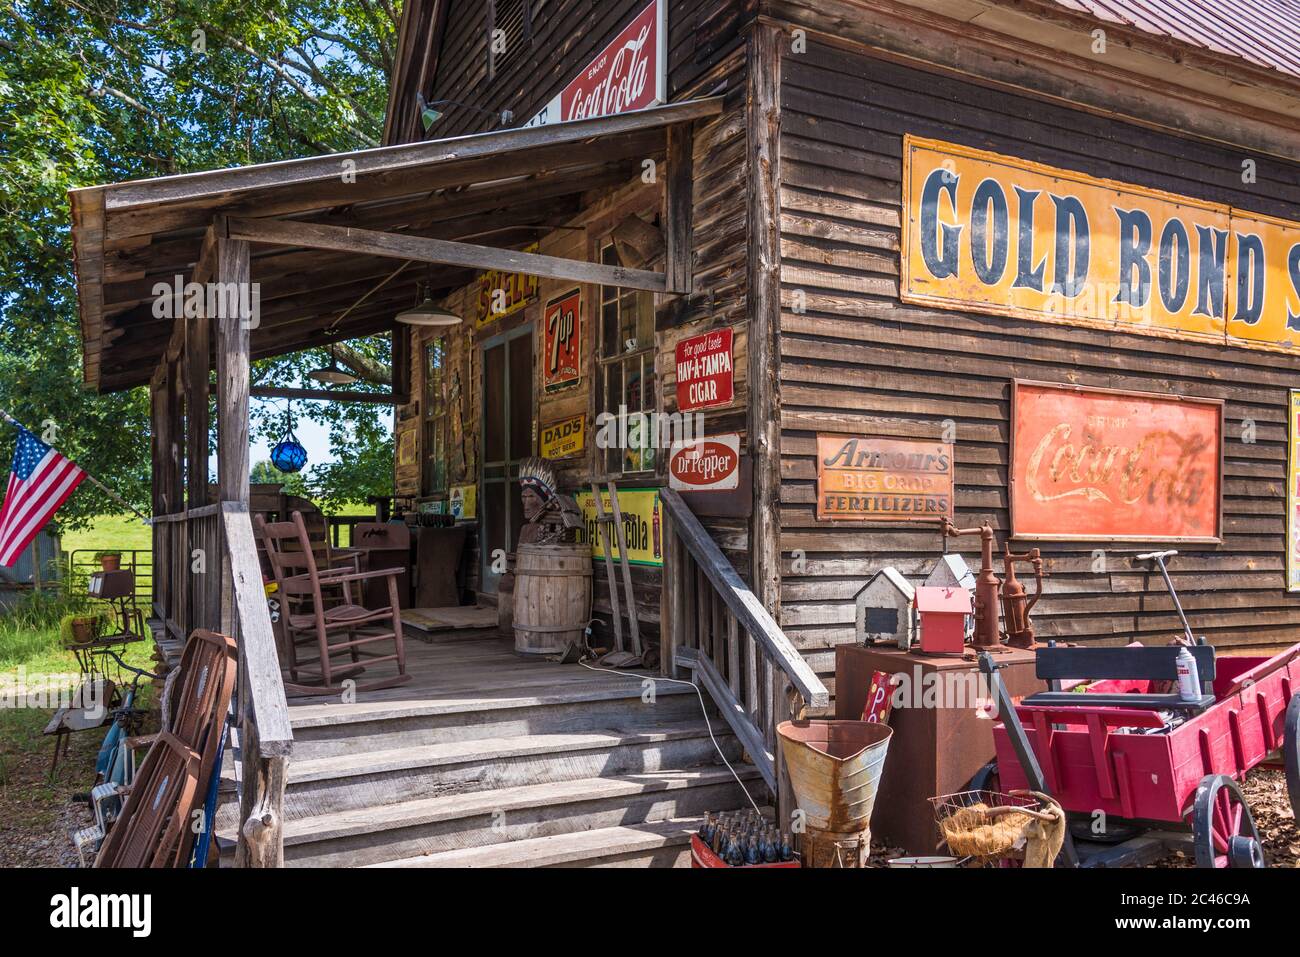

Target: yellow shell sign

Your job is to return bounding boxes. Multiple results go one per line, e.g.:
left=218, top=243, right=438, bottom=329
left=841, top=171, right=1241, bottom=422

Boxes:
left=902, top=135, right=1300, bottom=353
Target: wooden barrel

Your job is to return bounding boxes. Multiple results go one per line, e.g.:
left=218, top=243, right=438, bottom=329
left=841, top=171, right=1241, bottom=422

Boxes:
left=513, top=542, right=593, bottom=656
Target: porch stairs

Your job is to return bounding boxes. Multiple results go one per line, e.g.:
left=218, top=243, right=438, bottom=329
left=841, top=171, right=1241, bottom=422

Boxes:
left=214, top=638, right=760, bottom=867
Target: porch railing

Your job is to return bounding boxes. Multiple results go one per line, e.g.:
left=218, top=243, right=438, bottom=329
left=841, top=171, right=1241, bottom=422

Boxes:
left=659, top=489, right=828, bottom=814
left=148, top=501, right=292, bottom=866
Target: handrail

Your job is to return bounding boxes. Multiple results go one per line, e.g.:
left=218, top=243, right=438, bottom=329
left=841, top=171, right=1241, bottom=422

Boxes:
left=221, top=502, right=293, bottom=755
left=220, top=501, right=292, bottom=867
left=660, top=488, right=827, bottom=707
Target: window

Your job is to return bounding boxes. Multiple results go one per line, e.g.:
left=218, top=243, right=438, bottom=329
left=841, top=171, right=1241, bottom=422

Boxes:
left=422, top=337, right=448, bottom=495
left=488, top=0, right=532, bottom=78
left=598, top=241, right=657, bottom=475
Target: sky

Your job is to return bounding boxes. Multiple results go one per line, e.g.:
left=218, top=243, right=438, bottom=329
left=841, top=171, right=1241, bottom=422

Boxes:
left=247, top=398, right=393, bottom=470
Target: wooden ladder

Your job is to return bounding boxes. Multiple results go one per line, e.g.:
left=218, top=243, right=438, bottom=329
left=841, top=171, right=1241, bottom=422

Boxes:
left=589, top=482, right=641, bottom=656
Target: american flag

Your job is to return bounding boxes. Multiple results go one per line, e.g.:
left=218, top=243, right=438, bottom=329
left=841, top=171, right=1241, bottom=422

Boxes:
left=0, top=427, right=86, bottom=567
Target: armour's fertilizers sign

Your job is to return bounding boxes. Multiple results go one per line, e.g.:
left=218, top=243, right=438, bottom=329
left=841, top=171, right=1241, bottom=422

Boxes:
left=816, top=435, right=955, bottom=522
left=903, top=135, right=1300, bottom=353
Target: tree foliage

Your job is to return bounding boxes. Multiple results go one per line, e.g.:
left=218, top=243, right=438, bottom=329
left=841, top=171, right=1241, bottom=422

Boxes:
left=0, top=0, right=400, bottom=527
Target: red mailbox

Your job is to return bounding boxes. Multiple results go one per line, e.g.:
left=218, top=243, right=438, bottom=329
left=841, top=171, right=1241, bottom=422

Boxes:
left=914, top=585, right=971, bottom=656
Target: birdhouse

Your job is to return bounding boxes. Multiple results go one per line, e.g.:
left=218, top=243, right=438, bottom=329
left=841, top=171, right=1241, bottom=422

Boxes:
left=926, top=554, right=976, bottom=640
left=914, top=585, right=972, bottom=656
left=854, top=567, right=916, bottom=648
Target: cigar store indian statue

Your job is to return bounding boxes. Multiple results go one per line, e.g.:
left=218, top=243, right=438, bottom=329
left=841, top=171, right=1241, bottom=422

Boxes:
left=518, top=457, right=585, bottom=546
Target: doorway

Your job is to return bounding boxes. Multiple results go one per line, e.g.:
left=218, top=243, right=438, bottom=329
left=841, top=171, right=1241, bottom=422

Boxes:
left=480, top=325, right=534, bottom=593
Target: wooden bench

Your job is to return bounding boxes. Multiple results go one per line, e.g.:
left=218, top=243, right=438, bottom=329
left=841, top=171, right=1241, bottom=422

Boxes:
left=1023, top=644, right=1217, bottom=712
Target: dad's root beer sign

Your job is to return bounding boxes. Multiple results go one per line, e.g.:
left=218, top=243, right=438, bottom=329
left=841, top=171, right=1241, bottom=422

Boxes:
left=1010, top=380, right=1222, bottom=542
left=903, top=136, right=1300, bottom=353
left=816, top=436, right=954, bottom=522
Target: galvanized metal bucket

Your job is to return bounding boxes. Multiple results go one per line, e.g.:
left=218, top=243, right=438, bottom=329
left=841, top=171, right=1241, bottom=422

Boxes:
left=777, top=720, right=893, bottom=867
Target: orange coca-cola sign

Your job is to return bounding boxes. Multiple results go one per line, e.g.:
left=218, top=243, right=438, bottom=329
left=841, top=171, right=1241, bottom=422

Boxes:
left=1010, top=380, right=1223, bottom=542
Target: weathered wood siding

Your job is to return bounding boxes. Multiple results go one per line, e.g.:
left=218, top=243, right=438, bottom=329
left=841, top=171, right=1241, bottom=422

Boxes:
left=400, top=41, right=750, bottom=646
left=425, top=0, right=750, bottom=139
left=777, top=38, right=1300, bottom=680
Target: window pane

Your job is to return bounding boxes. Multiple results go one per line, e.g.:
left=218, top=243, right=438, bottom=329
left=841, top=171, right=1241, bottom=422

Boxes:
left=601, top=300, right=618, bottom=359
left=606, top=361, right=623, bottom=417
left=635, top=291, right=654, bottom=346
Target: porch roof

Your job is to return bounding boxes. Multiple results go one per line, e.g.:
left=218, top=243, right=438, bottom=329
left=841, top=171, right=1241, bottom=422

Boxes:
left=69, top=98, right=721, bottom=394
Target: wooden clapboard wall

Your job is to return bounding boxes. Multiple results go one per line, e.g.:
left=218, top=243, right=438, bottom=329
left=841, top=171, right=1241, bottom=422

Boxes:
left=776, top=37, right=1300, bottom=679
left=425, top=0, right=749, bottom=139
left=398, top=39, right=751, bottom=645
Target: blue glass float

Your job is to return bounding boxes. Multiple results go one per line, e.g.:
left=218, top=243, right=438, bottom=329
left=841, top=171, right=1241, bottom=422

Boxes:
left=271, top=434, right=307, bottom=473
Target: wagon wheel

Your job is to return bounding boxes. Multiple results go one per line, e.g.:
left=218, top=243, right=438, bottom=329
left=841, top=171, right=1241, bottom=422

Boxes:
left=1285, top=694, right=1300, bottom=824
left=1191, top=775, right=1265, bottom=869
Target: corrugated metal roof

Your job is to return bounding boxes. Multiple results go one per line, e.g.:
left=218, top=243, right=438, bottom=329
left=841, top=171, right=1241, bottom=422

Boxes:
left=1048, top=0, right=1300, bottom=80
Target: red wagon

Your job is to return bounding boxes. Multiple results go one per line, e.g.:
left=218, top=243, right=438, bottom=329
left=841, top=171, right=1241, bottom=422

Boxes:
left=986, top=641, right=1300, bottom=868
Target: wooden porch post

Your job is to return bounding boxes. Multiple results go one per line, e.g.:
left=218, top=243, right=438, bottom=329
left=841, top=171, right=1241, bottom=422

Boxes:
left=208, top=230, right=286, bottom=868
left=746, top=20, right=793, bottom=826
left=186, top=310, right=211, bottom=508
left=215, top=234, right=251, bottom=508
left=149, top=371, right=166, bottom=615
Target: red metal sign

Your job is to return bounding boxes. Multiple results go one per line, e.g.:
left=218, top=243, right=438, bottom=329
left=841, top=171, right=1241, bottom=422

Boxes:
left=526, top=1, right=666, bottom=127
left=542, top=287, right=581, bottom=392
left=675, top=328, right=734, bottom=411
left=669, top=434, right=740, bottom=491
left=1010, top=380, right=1223, bottom=542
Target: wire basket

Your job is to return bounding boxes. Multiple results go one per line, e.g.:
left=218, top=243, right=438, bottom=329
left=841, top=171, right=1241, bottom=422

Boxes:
left=928, top=789, right=1058, bottom=863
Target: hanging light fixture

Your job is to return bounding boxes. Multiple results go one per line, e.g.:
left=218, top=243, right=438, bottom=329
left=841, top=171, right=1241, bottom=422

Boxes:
left=396, top=280, right=462, bottom=327
left=307, top=344, right=359, bottom=385
left=270, top=403, right=308, bottom=474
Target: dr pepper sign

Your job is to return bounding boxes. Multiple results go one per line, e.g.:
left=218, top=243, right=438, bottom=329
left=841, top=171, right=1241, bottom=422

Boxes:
left=543, top=287, right=581, bottom=392
left=675, top=328, right=734, bottom=411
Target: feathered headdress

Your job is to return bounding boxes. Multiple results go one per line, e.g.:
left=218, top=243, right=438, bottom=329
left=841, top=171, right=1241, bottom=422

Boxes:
left=518, top=456, right=557, bottom=502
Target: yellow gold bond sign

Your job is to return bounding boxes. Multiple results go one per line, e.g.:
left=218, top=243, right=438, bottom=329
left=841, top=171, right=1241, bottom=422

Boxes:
left=903, top=135, right=1300, bottom=353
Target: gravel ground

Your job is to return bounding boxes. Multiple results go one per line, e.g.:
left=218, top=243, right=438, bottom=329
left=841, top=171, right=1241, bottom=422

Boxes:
left=0, top=719, right=102, bottom=868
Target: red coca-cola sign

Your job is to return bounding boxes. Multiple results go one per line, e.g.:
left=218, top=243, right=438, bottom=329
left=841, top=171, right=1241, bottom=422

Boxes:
left=669, top=434, right=740, bottom=491
left=527, top=1, right=665, bottom=127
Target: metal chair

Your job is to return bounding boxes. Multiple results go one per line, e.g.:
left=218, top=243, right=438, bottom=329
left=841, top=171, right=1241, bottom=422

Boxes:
left=255, top=511, right=410, bottom=696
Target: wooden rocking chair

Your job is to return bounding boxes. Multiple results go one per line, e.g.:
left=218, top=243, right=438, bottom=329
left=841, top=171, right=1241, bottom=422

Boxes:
left=255, top=511, right=410, bottom=696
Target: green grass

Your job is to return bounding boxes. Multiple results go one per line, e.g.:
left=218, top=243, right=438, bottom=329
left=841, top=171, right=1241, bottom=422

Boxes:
left=62, top=513, right=152, bottom=556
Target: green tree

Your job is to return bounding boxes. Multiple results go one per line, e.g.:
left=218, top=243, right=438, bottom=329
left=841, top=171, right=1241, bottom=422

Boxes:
left=0, top=0, right=400, bottom=527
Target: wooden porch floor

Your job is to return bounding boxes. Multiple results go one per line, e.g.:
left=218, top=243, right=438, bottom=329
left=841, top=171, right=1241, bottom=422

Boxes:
left=217, top=632, right=757, bottom=866
left=285, top=632, right=678, bottom=722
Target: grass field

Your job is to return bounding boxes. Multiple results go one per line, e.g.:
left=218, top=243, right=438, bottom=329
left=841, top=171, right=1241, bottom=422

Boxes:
left=62, top=514, right=152, bottom=556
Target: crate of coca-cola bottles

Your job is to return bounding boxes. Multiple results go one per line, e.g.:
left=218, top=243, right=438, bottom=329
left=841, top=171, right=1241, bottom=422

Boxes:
left=690, top=809, right=799, bottom=868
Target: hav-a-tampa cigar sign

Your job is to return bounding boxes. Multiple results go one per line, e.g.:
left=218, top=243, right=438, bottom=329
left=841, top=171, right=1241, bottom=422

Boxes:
left=1010, top=380, right=1223, bottom=542
left=816, top=436, right=954, bottom=522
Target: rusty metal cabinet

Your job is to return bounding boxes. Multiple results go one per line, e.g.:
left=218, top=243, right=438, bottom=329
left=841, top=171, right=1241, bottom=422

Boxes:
left=834, top=644, right=1043, bottom=856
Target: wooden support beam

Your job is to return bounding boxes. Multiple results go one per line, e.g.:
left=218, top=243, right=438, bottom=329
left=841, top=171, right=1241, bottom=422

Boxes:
left=250, top=386, right=401, bottom=404
left=664, top=122, right=695, bottom=295
left=226, top=216, right=680, bottom=294
left=215, top=236, right=252, bottom=506
left=747, top=23, right=784, bottom=619
left=185, top=309, right=210, bottom=508
left=165, top=356, right=185, bottom=514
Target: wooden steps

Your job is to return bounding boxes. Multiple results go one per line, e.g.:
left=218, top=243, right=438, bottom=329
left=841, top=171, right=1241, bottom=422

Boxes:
left=216, top=638, right=760, bottom=868
left=370, top=818, right=702, bottom=868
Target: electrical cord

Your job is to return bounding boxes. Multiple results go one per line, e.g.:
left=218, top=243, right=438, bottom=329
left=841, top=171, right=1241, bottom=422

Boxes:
left=574, top=620, right=764, bottom=816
